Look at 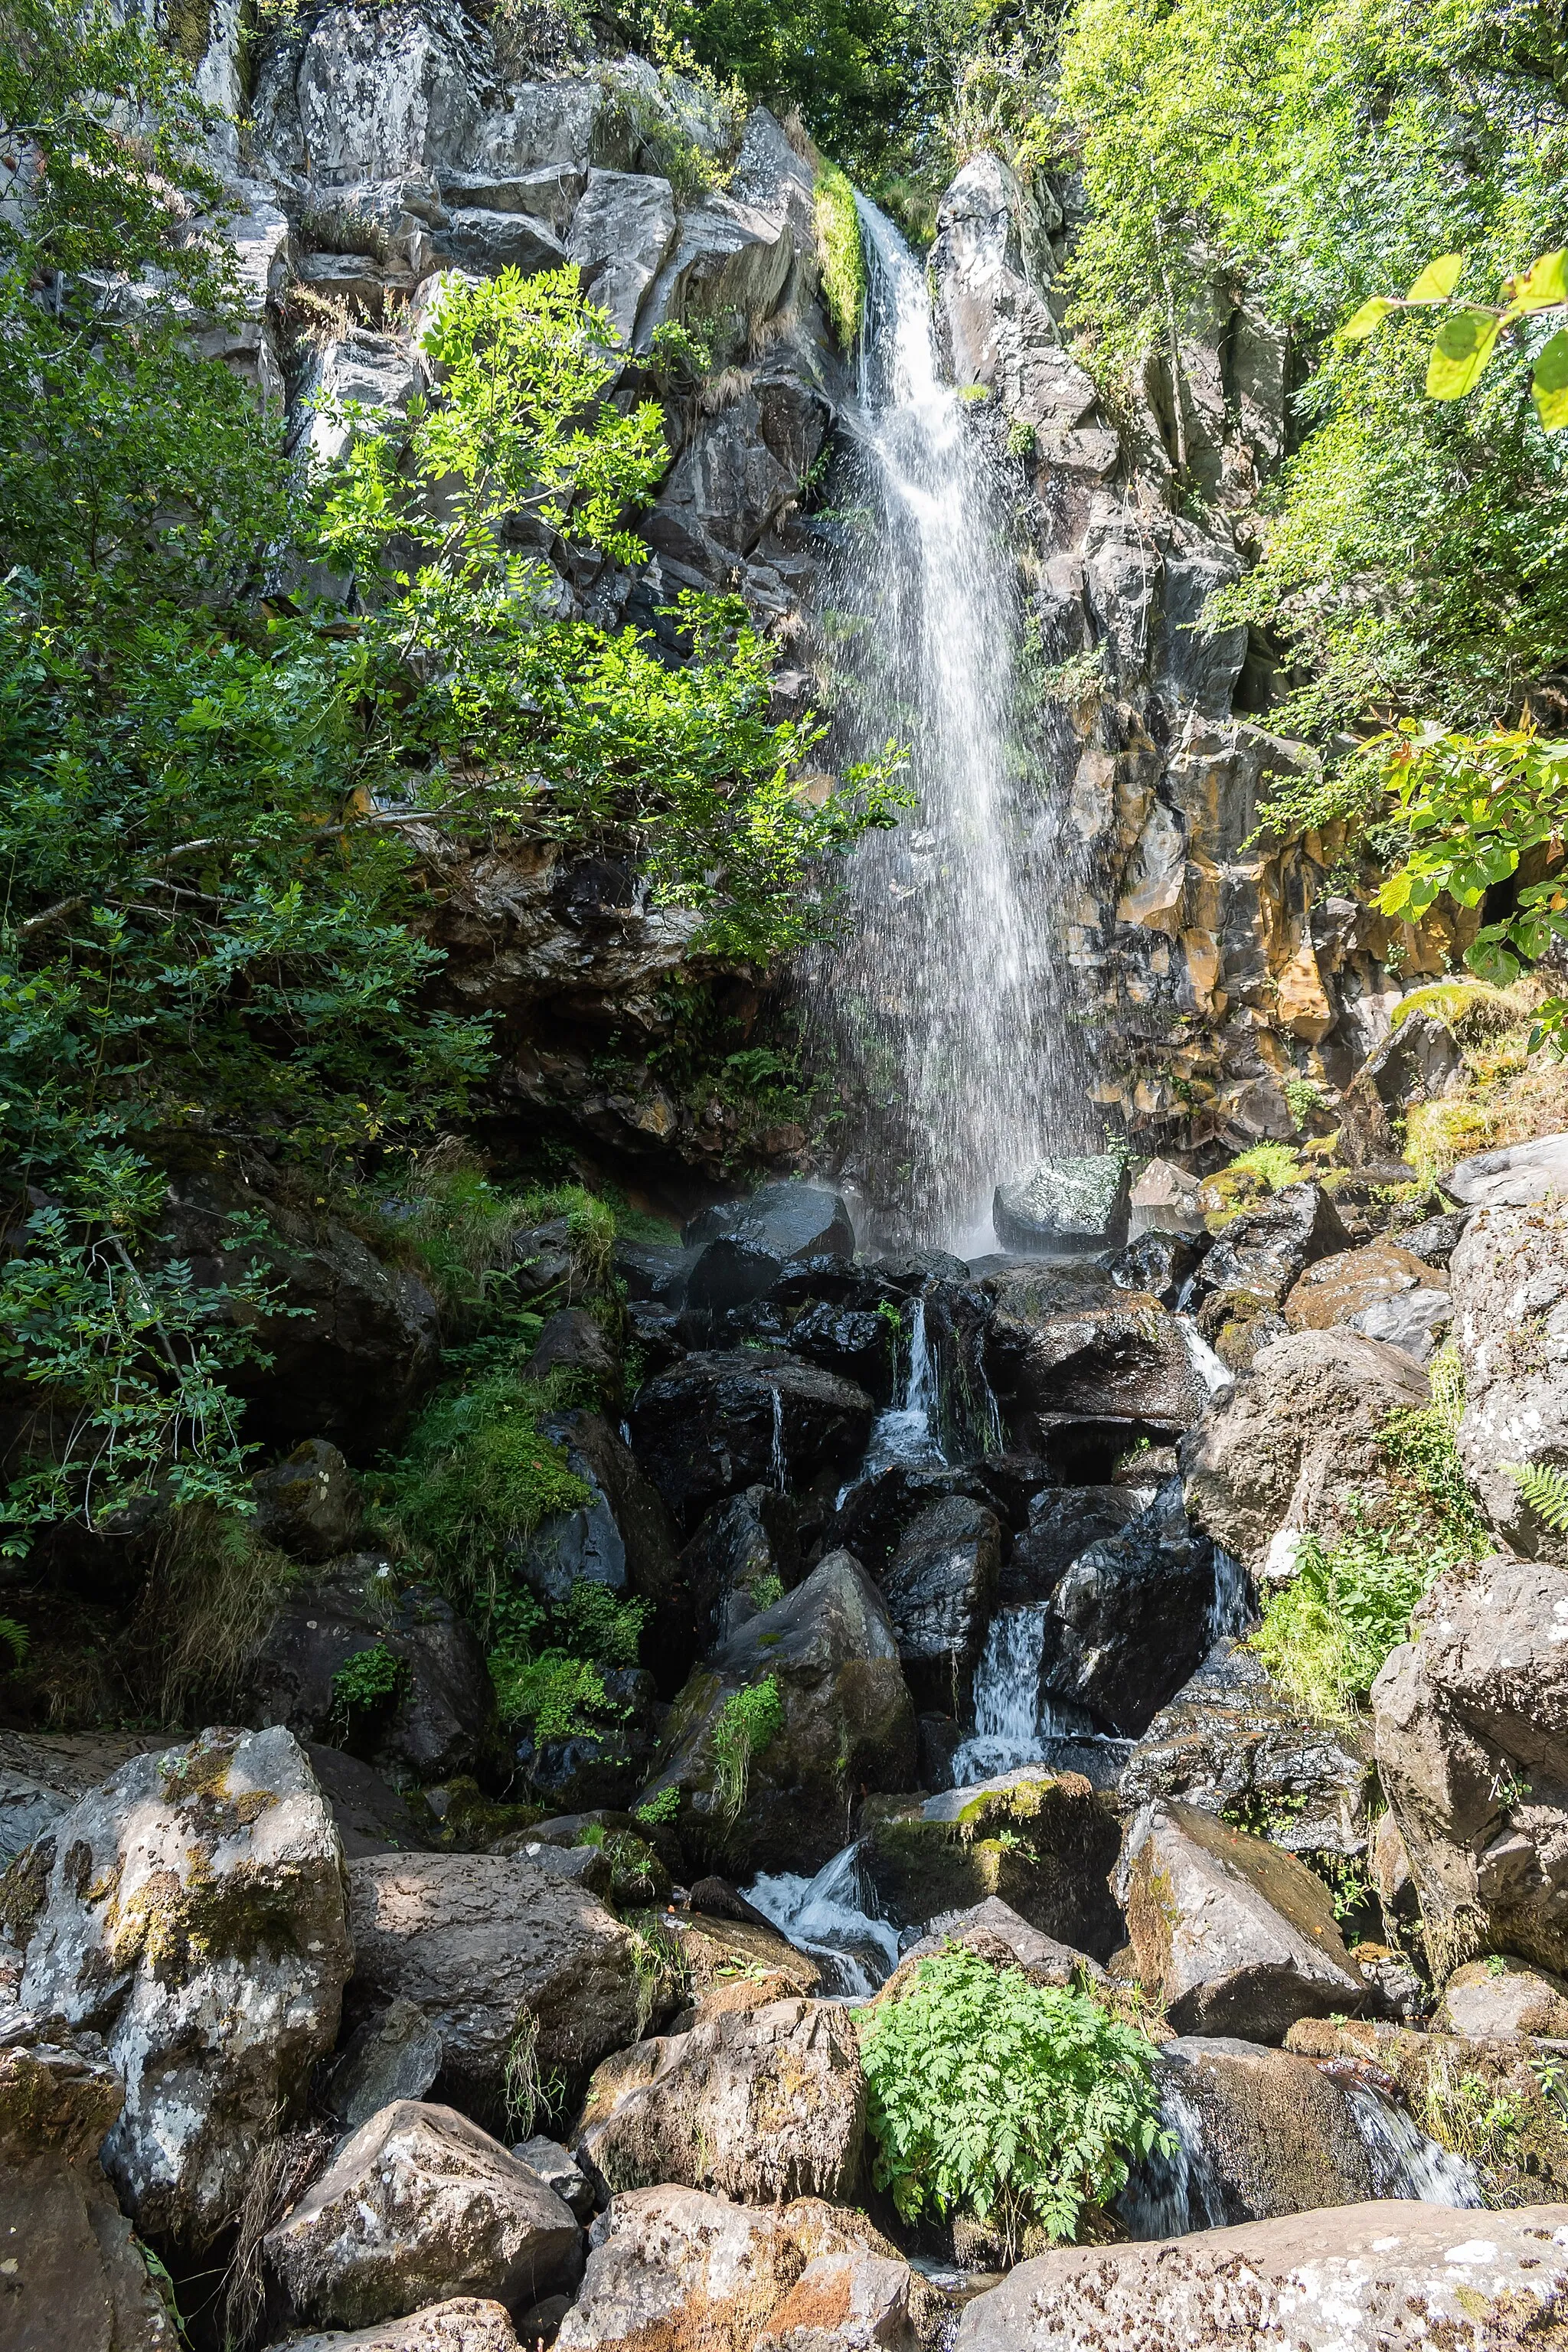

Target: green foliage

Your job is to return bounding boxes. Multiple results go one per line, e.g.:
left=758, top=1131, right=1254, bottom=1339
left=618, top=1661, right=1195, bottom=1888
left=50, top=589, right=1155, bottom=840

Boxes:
left=494, top=1648, right=614, bottom=1740
left=634, top=1782, right=681, bottom=1826
left=330, top=1643, right=410, bottom=1732
left=1227, top=1142, right=1305, bottom=1193
left=377, top=1371, right=594, bottom=1602
left=1283, top=1076, right=1325, bottom=1131
left=710, top=1673, right=785, bottom=1820
left=856, top=1945, right=1170, bottom=2252
left=0, top=1616, right=28, bottom=1669
left=555, top=1580, right=650, bottom=1668
left=1341, top=249, right=1568, bottom=430
left=1502, top=1460, right=1568, bottom=1534
left=749, top=1570, right=785, bottom=1609
left=814, top=160, right=867, bottom=349
left=487, top=1577, right=645, bottom=1740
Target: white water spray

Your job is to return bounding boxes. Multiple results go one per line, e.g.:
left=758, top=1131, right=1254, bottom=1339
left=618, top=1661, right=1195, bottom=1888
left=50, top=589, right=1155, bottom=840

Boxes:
left=745, top=1841, right=901, bottom=1998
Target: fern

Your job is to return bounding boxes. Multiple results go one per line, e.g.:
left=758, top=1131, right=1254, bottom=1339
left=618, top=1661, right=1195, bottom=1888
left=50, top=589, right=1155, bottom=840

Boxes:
left=1502, top=1461, right=1568, bottom=1534
left=0, top=1616, right=28, bottom=1669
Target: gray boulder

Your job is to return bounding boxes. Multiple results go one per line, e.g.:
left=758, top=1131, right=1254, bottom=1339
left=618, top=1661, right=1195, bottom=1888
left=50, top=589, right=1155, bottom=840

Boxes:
left=682, top=1180, right=854, bottom=1261
left=645, top=1550, right=916, bottom=1876
left=629, top=1352, right=874, bottom=1535
left=574, top=1996, right=864, bottom=2203
left=634, top=109, right=812, bottom=354
left=1373, top=1553, right=1568, bottom=1975
left=1118, top=1799, right=1364, bottom=2039
left=0, top=2015, right=180, bottom=2352
left=1357, top=1009, right=1465, bottom=1111
left=881, top=1495, right=1001, bottom=1715
left=522, top=1307, right=620, bottom=1389
left=512, top=2135, right=595, bottom=2220
left=1041, top=1479, right=1220, bottom=1737
left=1182, top=1326, right=1431, bottom=1573
left=13, top=1726, right=351, bottom=2251
left=955, top=2201, right=1568, bottom=2350
left=345, top=1851, right=643, bottom=2116
left=1399, top=1208, right=1471, bottom=1267
left=555, top=2185, right=921, bottom=2351
left=1438, top=1955, right=1568, bottom=2037
left=567, top=168, right=675, bottom=345
left=514, top=1410, right=679, bottom=1615
left=993, top=1155, right=1130, bottom=1253
left=887, top=1896, right=1109, bottom=1991
left=1445, top=1130, right=1568, bottom=1207
left=254, top=1438, right=364, bottom=1561
left=1194, top=1183, right=1349, bottom=1311
left=273, top=2298, right=522, bottom=2350
left=264, top=2100, right=580, bottom=2331
left=1348, top=1285, right=1453, bottom=1362
left=1449, top=1199, right=1568, bottom=1557
left=435, top=207, right=567, bottom=274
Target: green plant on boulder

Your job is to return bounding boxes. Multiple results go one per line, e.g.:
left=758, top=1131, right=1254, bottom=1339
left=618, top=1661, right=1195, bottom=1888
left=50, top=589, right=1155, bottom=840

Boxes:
left=856, top=1944, right=1170, bottom=2255
left=710, top=1674, right=785, bottom=1822
left=330, top=1643, right=409, bottom=1736
left=814, top=158, right=866, bottom=348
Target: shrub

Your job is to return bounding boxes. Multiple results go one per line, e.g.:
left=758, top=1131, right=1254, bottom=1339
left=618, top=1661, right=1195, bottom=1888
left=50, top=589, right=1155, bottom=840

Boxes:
left=375, top=1372, right=593, bottom=1603
left=331, top=1643, right=410, bottom=1733
left=635, top=1783, right=681, bottom=1826
left=710, top=1674, right=785, bottom=1820
left=494, top=1649, right=616, bottom=1740
left=814, top=159, right=866, bottom=348
left=856, top=1945, right=1170, bottom=2252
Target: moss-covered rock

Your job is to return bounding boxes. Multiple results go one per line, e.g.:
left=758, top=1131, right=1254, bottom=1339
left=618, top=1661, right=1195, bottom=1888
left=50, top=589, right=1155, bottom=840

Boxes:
left=861, top=1769, right=1123, bottom=1960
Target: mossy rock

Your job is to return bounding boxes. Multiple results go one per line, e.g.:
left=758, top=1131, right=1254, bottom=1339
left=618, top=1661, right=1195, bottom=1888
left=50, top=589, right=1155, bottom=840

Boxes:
left=861, top=1769, right=1122, bottom=1961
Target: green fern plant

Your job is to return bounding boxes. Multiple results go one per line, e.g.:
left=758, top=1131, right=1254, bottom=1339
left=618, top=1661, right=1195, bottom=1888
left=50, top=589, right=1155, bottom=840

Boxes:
left=1502, top=1460, right=1568, bottom=1533
left=0, top=1617, right=28, bottom=1670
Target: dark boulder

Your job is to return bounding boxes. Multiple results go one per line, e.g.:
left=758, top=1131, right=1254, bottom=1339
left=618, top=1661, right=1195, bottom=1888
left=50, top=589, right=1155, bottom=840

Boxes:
left=682, top=1485, right=802, bottom=1651
left=766, top=1252, right=860, bottom=1308
left=612, top=1239, right=697, bottom=1304
left=684, top=1235, right=784, bottom=1317
left=523, top=1307, right=620, bottom=1390
left=982, top=1263, right=1207, bottom=1439
left=862, top=1768, right=1124, bottom=1958
left=254, top=1437, right=363, bottom=1562
left=509, top=1217, right=577, bottom=1304
left=785, top=1301, right=895, bottom=1398
left=1110, top=1229, right=1202, bottom=1307
left=1358, top=1008, right=1465, bottom=1112
left=1001, top=1485, right=1143, bottom=1606
left=514, top=1666, right=660, bottom=1812
left=1041, top=1478, right=1219, bottom=1737
left=306, top=1743, right=436, bottom=1857
left=880, top=1495, right=1001, bottom=1715
left=628, top=1351, right=874, bottom=1535
left=513, top=1410, right=679, bottom=1607
left=682, top=1181, right=854, bottom=1260
left=1193, top=1184, right=1349, bottom=1312
left=826, top=1462, right=1001, bottom=1579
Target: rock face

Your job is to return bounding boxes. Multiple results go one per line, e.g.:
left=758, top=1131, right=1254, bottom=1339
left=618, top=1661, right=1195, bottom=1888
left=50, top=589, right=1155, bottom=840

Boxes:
left=0, top=2015, right=180, bottom=2352
left=345, top=1852, right=643, bottom=2115
left=1445, top=1131, right=1568, bottom=1207
left=272, top=2301, right=523, bottom=2351
left=629, top=1353, right=874, bottom=1535
left=555, top=2186, right=921, bottom=2352
left=1373, top=1553, right=1568, bottom=1975
left=265, top=2100, right=581, bottom=2331
left=953, top=2202, right=1568, bottom=2352
left=1196, top=1186, right=1349, bottom=1312
left=1142, top=2037, right=1377, bottom=2223
left=880, top=1495, right=1001, bottom=1714
left=12, top=1726, right=351, bottom=2249
left=1438, top=1955, right=1568, bottom=2037
left=574, top=1997, right=864, bottom=2203
left=648, top=1549, right=916, bottom=1875
left=1449, top=1198, right=1568, bottom=1557
left=1182, top=1327, right=1430, bottom=1571
left=255, top=1437, right=364, bottom=1560
left=1119, top=1799, right=1364, bottom=2039
left=1041, top=1478, right=1219, bottom=1736
left=863, top=1769, right=1123, bottom=1958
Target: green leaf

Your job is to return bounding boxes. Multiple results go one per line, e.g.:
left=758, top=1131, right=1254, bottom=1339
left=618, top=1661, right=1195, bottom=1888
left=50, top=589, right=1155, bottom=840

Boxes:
left=1426, top=309, right=1502, bottom=399
left=1511, top=250, right=1568, bottom=315
left=1534, top=331, right=1568, bottom=431
left=1339, top=296, right=1396, bottom=341
left=1405, top=253, right=1465, bottom=303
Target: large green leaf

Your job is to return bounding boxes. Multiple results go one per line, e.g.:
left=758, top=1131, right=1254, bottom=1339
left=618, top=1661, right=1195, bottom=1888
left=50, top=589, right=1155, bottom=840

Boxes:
left=1426, top=309, right=1502, bottom=399
left=1406, top=253, right=1465, bottom=302
left=1339, top=296, right=1396, bottom=341
left=1534, top=330, right=1568, bottom=431
left=1511, top=250, right=1568, bottom=315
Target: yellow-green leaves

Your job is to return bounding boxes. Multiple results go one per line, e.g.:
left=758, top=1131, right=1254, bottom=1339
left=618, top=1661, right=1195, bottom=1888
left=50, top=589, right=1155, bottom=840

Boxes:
left=1340, top=296, right=1397, bottom=341
left=1406, top=253, right=1465, bottom=302
left=1534, top=331, right=1568, bottom=431
left=1426, top=307, right=1502, bottom=400
left=1508, top=250, right=1568, bottom=314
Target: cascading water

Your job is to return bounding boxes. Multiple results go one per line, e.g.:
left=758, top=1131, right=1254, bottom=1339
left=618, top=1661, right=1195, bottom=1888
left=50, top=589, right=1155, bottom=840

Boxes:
left=808, top=201, right=1093, bottom=1250
left=744, top=1841, right=903, bottom=1999
left=853, top=1295, right=945, bottom=1487
left=1346, top=2085, right=1485, bottom=2207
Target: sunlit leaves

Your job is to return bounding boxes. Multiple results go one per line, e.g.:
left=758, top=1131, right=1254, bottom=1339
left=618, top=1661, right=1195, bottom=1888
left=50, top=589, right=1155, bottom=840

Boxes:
left=1426, top=307, right=1503, bottom=399
left=1534, top=331, right=1568, bottom=431
left=1406, top=253, right=1465, bottom=302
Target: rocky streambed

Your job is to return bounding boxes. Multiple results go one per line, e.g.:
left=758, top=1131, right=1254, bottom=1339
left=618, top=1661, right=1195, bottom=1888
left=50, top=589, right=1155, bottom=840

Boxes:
left=9, top=1138, right=1568, bottom=2350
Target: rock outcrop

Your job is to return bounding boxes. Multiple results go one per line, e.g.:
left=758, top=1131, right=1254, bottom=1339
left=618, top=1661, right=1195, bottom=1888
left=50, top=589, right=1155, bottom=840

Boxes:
left=1449, top=1198, right=1568, bottom=1558
left=863, top=1769, right=1123, bottom=1958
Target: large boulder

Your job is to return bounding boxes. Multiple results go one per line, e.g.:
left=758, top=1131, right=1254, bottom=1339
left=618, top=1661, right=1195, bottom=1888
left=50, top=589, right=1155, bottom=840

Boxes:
left=682, top=1181, right=854, bottom=1261
left=248, top=1558, right=496, bottom=1782
left=993, top=1155, right=1130, bottom=1253
left=11, top=1726, right=351, bottom=2250
left=1040, top=1478, right=1220, bottom=1736
left=628, top=1352, right=874, bottom=1535
left=573, top=1996, right=864, bottom=2203
left=1193, top=1184, right=1350, bottom=1311
left=264, top=2100, right=581, bottom=2331
left=1118, top=1799, right=1364, bottom=2039
left=1449, top=1198, right=1568, bottom=1557
left=1373, top=1553, right=1568, bottom=1975
left=645, top=1550, right=916, bottom=1876
left=1131, top=2036, right=1377, bottom=2227
left=1445, top=1130, right=1568, bottom=1207
left=1001, top=1485, right=1143, bottom=1606
left=880, top=1495, right=1001, bottom=1715
left=862, top=1769, right=1123, bottom=1958
left=681, top=1485, right=802, bottom=1651
left=1283, top=1239, right=1446, bottom=1338
left=1121, top=1642, right=1370, bottom=1860
left=1182, top=1327, right=1431, bottom=1573
left=1438, top=1954, right=1568, bottom=2037
left=511, top=1410, right=685, bottom=1685
left=0, top=1730, right=169, bottom=1864
left=344, top=1852, right=643, bottom=2118
left=555, top=2186, right=923, bottom=2351
left=953, top=2202, right=1568, bottom=2351
left=567, top=167, right=676, bottom=345
left=0, top=2015, right=180, bottom=2352
left=884, top=1896, right=1109, bottom=1994
left=272, top=2299, right=523, bottom=2350
left=982, top=1265, right=1205, bottom=1437
left=254, top=1437, right=364, bottom=1560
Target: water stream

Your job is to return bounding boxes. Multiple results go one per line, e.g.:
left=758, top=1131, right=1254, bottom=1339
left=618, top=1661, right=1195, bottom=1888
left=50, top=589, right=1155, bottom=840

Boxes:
left=808, top=200, right=1093, bottom=1250
left=745, top=1840, right=902, bottom=1998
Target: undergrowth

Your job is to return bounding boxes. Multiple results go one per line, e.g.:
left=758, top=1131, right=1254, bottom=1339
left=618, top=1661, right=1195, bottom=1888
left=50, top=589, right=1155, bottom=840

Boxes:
left=857, top=1945, right=1170, bottom=2255
left=710, top=1674, right=784, bottom=1821
left=488, top=1579, right=648, bottom=1745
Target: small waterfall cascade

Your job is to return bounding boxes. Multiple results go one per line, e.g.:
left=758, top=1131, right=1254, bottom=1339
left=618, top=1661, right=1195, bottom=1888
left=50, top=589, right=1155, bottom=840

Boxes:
left=744, top=1841, right=902, bottom=1999
left=808, top=199, right=1094, bottom=1250
left=1346, top=2085, right=1485, bottom=2207
left=949, top=1606, right=1054, bottom=1785
left=1207, top=1544, right=1253, bottom=1644
left=851, top=1296, right=946, bottom=1491
left=1118, top=2085, right=1229, bottom=2240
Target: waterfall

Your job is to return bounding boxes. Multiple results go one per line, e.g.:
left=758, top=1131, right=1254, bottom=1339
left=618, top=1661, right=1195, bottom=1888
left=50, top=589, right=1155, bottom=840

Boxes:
left=849, top=1295, right=946, bottom=1491
left=769, top=1387, right=787, bottom=1492
left=949, top=1606, right=1051, bottom=1784
left=744, top=1841, right=903, bottom=1998
left=1207, top=1545, right=1253, bottom=1643
left=1119, top=2084, right=1229, bottom=2239
left=808, top=200, right=1093, bottom=1250
left=1345, top=2084, right=1485, bottom=2207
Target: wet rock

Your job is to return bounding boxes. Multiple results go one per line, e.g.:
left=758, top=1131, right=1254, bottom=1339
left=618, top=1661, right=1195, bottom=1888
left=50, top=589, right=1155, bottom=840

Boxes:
left=1182, top=1327, right=1431, bottom=1573
left=1001, top=1485, right=1143, bottom=1606
left=1118, top=1798, right=1364, bottom=2040
left=306, top=1744, right=433, bottom=1859
left=1373, top=1552, right=1568, bottom=1976
left=786, top=1301, right=895, bottom=1397
left=272, top=2303, right=522, bottom=2352
left=255, top=1437, right=364, bottom=1561
left=0, top=2014, right=180, bottom=2351
left=266, top=2102, right=580, bottom=2332
left=682, top=1485, right=802, bottom=1651
left=1445, top=1129, right=1568, bottom=1207
left=508, top=1220, right=577, bottom=1304
left=881, top=1495, right=1002, bottom=1715
left=1110, top=1229, right=1201, bottom=1306
left=574, top=1996, right=864, bottom=2203
left=344, top=1852, right=643, bottom=2118
left=1438, top=1954, right=1568, bottom=2037
left=955, top=2201, right=1568, bottom=2350
left=1120, top=1642, right=1370, bottom=1859
left=325, top=2001, right=445, bottom=2134
left=629, top=1352, right=874, bottom=1536
left=1449, top=1199, right=1568, bottom=1557
left=993, top=1155, right=1131, bottom=1254
left=512, top=1667, right=662, bottom=1817
left=554, top=2185, right=923, bottom=2351
left=645, top=1549, right=916, bottom=1876
left=825, top=1462, right=1002, bottom=1580
left=13, top=1726, right=351, bottom=2250
left=1282, top=1240, right=1443, bottom=1333
left=1145, top=2036, right=1376, bottom=2221
left=862, top=1769, right=1123, bottom=1958
left=248, top=1559, right=496, bottom=1782
left=523, top=1308, right=619, bottom=1390
left=1040, top=1478, right=1220, bottom=1737
left=685, top=1234, right=786, bottom=1317
left=611, top=1239, right=695, bottom=1304
left=982, top=1264, right=1206, bottom=1437
left=683, top=1181, right=854, bottom=1261
left=1194, top=1184, right=1350, bottom=1312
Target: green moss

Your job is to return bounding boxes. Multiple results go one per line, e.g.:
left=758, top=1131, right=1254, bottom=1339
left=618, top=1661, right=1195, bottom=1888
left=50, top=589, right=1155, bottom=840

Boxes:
left=814, top=159, right=866, bottom=349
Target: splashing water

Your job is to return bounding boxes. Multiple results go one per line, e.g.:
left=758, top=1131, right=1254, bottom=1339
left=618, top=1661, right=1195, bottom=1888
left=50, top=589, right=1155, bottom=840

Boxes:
left=744, top=1841, right=902, bottom=1998
left=1346, top=2084, right=1485, bottom=2207
left=807, top=200, right=1093, bottom=1249
left=1207, top=1545, right=1253, bottom=1644
left=1119, top=2083, right=1229, bottom=2240
left=845, top=1297, right=946, bottom=1501
left=949, top=1606, right=1052, bottom=1784
left=769, top=1387, right=787, bottom=1493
